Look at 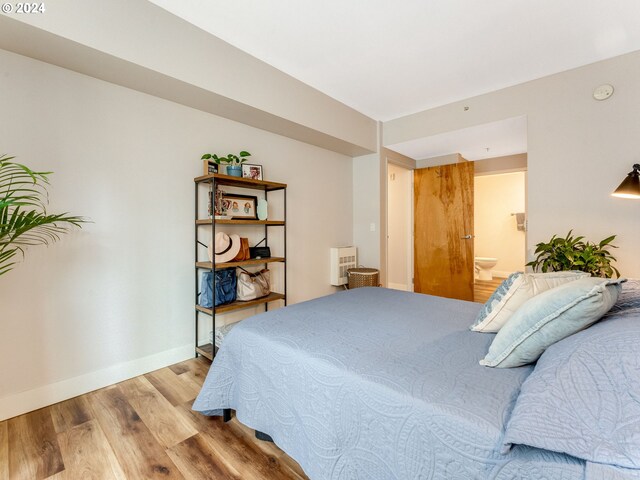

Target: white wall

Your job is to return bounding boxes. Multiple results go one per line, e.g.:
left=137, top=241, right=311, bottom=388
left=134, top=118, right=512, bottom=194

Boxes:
left=387, top=164, right=412, bottom=290
left=352, top=153, right=381, bottom=269
left=0, top=49, right=353, bottom=420
left=0, top=1, right=377, bottom=156
left=382, top=50, right=640, bottom=278
left=474, top=172, right=526, bottom=276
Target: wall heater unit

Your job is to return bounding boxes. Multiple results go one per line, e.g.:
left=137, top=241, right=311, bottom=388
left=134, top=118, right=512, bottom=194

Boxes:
left=330, top=246, right=357, bottom=286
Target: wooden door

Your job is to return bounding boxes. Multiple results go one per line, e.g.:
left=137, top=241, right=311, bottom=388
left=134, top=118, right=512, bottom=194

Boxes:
left=414, top=161, right=474, bottom=300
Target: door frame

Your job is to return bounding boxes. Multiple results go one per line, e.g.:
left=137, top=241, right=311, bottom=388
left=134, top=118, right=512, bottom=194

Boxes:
left=385, top=161, right=414, bottom=292
left=474, top=164, right=529, bottom=277
left=382, top=143, right=529, bottom=292
left=383, top=149, right=415, bottom=291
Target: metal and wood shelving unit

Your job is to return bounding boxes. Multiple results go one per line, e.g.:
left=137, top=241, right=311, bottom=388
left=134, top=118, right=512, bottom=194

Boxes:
left=194, top=173, right=287, bottom=360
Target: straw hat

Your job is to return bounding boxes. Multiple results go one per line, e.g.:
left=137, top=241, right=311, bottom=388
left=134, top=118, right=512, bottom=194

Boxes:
left=208, top=232, right=241, bottom=263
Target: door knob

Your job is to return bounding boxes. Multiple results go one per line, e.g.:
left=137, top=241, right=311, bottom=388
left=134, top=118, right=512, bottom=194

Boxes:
left=461, top=234, right=474, bottom=239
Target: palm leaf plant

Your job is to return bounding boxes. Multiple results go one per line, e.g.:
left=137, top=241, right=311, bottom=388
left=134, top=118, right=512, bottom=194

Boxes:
left=526, top=230, right=620, bottom=278
left=0, top=154, right=85, bottom=276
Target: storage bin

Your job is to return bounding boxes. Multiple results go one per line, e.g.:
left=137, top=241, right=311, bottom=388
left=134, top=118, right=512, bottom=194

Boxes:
left=347, top=267, right=380, bottom=289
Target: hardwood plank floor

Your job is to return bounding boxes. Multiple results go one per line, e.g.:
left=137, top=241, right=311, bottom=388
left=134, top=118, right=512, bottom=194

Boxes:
left=7, top=408, right=64, bottom=479
left=50, top=396, right=92, bottom=434
left=175, top=358, right=211, bottom=389
left=119, top=376, right=197, bottom=449
left=167, top=434, right=240, bottom=480
left=145, top=368, right=200, bottom=407
left=88, top=385, right=183, bottom=479
left=0, top=357, right=308, bottom=480
left=474, top=277, right=504, bottom=303
left=56, top=420, right=126, bottom=479
left=177, top=405, right=302, bottom=480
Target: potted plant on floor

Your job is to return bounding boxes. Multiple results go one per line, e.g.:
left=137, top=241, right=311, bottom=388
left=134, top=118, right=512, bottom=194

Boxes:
left=0, top=154, right=86, bottom=276
left=201, top=151, right=251, bottom=177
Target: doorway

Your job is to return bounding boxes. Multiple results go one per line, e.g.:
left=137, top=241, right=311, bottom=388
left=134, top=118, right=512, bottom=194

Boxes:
left=386, top=163, right=413, bottom=291
left=473, top=169, right=527, bottom=301
left=384, top=115, right=528, bottom=302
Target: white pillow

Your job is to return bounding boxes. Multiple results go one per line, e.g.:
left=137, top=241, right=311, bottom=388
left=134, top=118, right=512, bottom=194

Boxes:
left=471, top=271, right=591, bottom=333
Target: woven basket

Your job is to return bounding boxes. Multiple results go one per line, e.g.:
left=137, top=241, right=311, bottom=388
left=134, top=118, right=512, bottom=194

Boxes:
left=347, top=267, right=380, bottom=289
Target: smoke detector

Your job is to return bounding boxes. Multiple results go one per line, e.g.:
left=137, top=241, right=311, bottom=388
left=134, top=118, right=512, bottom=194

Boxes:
left=593, top=84, right=614, bottom=101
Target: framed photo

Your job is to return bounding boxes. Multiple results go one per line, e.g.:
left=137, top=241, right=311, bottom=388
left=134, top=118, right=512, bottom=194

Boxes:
left=203, top=159, right=218, bottom=176
left=242, top=164, right=263, bottom=181
left=222, top=193, right=258, bottom=219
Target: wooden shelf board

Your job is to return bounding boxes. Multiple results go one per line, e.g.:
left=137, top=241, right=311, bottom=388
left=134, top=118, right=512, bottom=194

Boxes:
left=194, top=173, right=286, bottom=191
left=196, top=257, right=285, bottom=269
left=195, top=343, right=216, bottom=361
left=196, top=219, right=285, bottom=226
left=195, top=292, right=285, bottom=315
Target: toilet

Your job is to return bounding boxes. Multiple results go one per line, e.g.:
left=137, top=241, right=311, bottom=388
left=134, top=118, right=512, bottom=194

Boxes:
left=475, top=257, right=498, bottom=281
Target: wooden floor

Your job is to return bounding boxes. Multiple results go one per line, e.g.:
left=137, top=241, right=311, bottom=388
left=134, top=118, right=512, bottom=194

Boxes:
left=0, top=357, right=308, bottom=480
left=474, top=277, right=503, bottom=303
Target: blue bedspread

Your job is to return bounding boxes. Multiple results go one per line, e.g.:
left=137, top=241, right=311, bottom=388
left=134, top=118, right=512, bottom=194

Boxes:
left=193, top=287, right=587, bottom=479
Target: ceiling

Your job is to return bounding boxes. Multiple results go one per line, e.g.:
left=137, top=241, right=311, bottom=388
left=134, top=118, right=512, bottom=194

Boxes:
left=387, top=116, right=527, bottom=161
left=149, top=0, right=640, bottom=121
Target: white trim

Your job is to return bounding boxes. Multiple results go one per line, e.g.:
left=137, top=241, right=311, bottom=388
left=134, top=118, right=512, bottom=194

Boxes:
left=0, top=343, right=193, bottom=421
left=409, top=169, right=414, bottom=292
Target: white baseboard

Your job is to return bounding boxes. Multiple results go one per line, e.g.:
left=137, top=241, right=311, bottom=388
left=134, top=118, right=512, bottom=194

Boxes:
left=0, top=343, right=194, bottom=421
left=388, top=282, right=409, bottom=291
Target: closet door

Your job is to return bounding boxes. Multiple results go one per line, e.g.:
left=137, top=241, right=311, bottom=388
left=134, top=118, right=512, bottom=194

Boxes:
left=414, top=160, right=474, bottom=301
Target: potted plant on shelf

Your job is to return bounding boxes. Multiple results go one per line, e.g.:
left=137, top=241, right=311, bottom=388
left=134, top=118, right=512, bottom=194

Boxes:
left=201, top=151, right=251, bottom=178
left=0, top=154, right=86, bottom=276
left=526, top=230, right=620, bottom=278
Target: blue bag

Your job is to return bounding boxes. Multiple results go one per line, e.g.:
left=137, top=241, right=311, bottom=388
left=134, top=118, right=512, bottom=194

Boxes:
left=199, top=268, right=237, bottom=307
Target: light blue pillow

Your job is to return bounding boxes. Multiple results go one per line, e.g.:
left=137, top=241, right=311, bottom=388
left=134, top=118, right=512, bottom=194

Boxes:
left=480, top=277, right=624, bottom=368
left=503, top=314, right=640, bottom=469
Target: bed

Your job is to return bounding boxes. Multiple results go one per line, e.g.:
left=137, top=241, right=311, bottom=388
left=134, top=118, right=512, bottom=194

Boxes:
left=192, top=286, right=640, bottom=479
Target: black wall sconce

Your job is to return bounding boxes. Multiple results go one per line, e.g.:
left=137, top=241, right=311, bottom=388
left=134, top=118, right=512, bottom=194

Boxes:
left=612, top=164, right=640, bottom=199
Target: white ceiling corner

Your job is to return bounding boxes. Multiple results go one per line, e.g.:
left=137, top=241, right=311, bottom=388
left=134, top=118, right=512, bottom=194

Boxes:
left=149, top=0, right=640, bottom=121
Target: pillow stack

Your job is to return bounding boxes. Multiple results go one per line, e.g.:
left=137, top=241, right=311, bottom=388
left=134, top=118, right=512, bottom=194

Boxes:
left=473, top=272, right=625, bottom=368
left=471, top=271, right=590, bottom=333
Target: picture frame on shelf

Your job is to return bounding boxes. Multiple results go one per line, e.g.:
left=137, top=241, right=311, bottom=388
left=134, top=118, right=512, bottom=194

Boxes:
left=214, top=186, right=226, bottom=216
left=242, top=164, right=263, bottom=181
left=203, top=159, right=218, bottom=176
left=222, top=193, right=258, bottom=219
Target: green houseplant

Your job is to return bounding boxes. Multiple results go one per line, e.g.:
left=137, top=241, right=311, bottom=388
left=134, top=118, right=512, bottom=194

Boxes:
left=201, top=151, right=251, bottom=178
left=0, top=154, right=85, bottom=276
left=526, top=230, right=620, bottom=278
